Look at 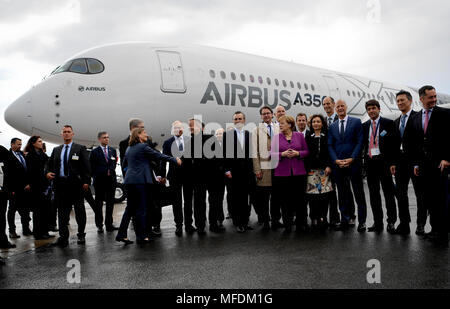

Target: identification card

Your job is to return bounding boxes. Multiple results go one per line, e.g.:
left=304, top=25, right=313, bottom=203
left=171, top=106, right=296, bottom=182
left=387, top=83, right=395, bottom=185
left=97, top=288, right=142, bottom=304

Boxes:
left=371, top=148, right=381, bottom=156
left=380, top=130, right=387, bottom=137
left=72, top=155, right=79, bottom=161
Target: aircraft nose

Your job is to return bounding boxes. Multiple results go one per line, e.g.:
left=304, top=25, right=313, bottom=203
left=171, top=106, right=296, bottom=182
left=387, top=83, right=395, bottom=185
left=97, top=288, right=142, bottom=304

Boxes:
left=4, top=95, right=32, bottom=135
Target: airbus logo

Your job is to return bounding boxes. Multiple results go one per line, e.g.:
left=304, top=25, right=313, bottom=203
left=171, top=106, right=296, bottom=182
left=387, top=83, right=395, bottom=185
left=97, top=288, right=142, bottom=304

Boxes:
left=78, top=86, right=106, bottom=92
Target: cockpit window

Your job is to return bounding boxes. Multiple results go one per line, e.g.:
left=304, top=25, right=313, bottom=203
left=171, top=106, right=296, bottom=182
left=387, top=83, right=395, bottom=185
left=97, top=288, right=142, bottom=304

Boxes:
left=70, top=59, right=88, bottom=73
left=51, top=58, right=104, bottom=75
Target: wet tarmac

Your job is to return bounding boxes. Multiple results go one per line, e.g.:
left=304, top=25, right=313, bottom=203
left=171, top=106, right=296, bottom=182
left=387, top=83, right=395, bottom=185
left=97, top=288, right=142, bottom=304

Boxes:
left=1, top=182, right=449, bottom=289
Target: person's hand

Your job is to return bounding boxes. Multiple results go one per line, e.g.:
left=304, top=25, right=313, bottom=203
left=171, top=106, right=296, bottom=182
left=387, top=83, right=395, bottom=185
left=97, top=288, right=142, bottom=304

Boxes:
left=390, top=165, right=396, bottom=175
left=325, top=167, right=332, bottom=176
left=255, top=171, right=263, bottom=180
left=289, top=150, right=299, bottom=158
left=176, top=157, right=182, bottom=166
left=82, top=184, right=89, bottom=192
left=439, top=160, right=450, bottom=172
left=344, top=158, right=354, bottom=166
left=281, top=150, right=291, bottom=157
left=24, top=185, right=31, bottom=191
left=159, top=178, right=167, bottom=185
left=46, top=172, right=55, bottom=180
left=414, top=166, right=419, bottom=177
left=335, top=160, right=346, bottom=168
left=225, top=171, right=232, bottom=179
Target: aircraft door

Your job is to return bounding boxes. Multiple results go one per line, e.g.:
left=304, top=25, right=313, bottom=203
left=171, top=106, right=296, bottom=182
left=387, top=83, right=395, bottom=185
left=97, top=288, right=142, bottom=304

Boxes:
left=323, top=75, right=341, bottom=101
left=156, top=50, right=186, bottom=93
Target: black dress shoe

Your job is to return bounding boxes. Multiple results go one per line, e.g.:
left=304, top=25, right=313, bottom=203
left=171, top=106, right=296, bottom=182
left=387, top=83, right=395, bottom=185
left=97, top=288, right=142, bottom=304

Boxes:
left=97, top=227, right=104, bottom=233
left=296, top=224, right=309, bottom=232
left=394, top=224, right=410, bottom=235
left=217, top=223, right=226, bottom=232
left=150, top=227, right=162, bottom=237
left=115, top=237, right=133, bottom=245
left=368, top=224, right=383, bottom=232
left=244, top=225, right=254, bottom=231
left=271, top=221, right=284, bottom=230
left=9, top=231, right=20, bottom=239
left=55, top=238, right=69, bottom=248
left=185, top=225, right=197, bottom=234
left=262, top=222, right=271, bottom=231
left=49, top=226, right=59, bottom=232
left=415, top=225, right=425, bottom=236
left=136, top=238, right=150, bottom=245
left=236, top=226, right=245, bottom=233
left=357, top=223, right=367, bottom=232
left=106, top=225, right=119, bottom=232
left=0, top=241, right=16, bottom=249
left=209, top=225, right=220, bottom=233
left=334, top=222, right=349, bottom=231
left=77, top=236, right=86, bottom=245
left=34, top=235, right=51, bottom=240
left=23, top=229, right=33, bottom=236
left=197, top=227, right=206, bottom=235
left=175, top=226, right=183, bottom=236
left=283, top=226, right=292, bottom=233
left=348, top=218, right=356, bottom=227
left=387, top=223, right=396, bottom=234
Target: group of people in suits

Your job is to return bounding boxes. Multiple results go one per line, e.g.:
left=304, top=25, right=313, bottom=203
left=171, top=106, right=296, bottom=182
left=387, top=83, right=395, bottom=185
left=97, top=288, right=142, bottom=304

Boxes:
left=1, top=85, right=449, bottom=259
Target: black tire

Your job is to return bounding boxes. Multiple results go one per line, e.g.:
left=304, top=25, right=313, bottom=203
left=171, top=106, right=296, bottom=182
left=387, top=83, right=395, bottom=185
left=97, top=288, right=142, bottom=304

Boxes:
left=114, top=182, right=126, bottom=204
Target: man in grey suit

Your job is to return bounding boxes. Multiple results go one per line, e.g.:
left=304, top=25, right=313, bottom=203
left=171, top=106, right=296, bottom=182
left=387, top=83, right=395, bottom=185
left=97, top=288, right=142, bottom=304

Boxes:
left=45, top=125, right=91, bottom=247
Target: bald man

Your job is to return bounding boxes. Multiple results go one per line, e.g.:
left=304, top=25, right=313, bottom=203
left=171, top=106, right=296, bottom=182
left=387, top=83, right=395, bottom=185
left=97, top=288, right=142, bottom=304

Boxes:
left=328, top=100, right=367, bottom=232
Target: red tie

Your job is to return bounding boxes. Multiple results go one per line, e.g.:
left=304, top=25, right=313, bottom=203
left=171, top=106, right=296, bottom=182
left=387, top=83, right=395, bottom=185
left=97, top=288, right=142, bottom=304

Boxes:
left=424, top=110, right=429, bottom=134
left=369, top=121, right=376, bottom=158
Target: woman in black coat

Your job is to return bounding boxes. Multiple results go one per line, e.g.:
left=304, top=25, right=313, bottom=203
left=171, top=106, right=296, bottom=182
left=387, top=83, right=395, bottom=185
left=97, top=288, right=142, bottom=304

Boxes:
left=305, top=115, right=334, bottom=230
left=25, top=136, right=53, bottom=240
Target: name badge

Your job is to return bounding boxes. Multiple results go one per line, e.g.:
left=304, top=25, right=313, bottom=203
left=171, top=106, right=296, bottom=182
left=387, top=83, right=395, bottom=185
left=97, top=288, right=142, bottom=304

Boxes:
left=371, top=148, right=381, bottom=156
left=72, top=155, right=79, bottom=161
left=380, top=130, right=387, bottom=137
left=111, top=157, right=116, bottom=161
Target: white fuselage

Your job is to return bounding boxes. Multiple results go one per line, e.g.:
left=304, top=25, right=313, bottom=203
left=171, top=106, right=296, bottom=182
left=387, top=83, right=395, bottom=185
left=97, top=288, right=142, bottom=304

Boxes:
left=5, top=42, right=449, bottom=148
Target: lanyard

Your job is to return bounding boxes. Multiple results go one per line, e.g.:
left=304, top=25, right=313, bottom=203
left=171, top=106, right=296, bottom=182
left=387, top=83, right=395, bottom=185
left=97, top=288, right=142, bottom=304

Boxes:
left=370, top=120, right=380, bottom=146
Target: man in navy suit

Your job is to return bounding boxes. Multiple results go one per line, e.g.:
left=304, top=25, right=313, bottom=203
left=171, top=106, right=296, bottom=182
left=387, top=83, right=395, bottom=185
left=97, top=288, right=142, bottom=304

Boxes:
left=328, top=100, right=367, bottom=232
left=90, top=131, right=118, bottom=233
left=362, top=100, right=398, bottom=233
left=162, top=120, right=190, bottom=236
left=391, top=90, right=424, bottom=235
left=409, top=86, right=450, bottom=242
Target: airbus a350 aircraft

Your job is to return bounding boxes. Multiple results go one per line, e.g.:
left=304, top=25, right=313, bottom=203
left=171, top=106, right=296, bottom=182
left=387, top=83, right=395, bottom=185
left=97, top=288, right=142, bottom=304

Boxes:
left=5, top=42, right=450, bottom=148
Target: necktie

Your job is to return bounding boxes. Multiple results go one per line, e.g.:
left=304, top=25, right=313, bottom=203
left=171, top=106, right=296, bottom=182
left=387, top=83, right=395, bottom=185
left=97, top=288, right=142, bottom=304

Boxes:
left=369, top=121, right=376, bottom=158
left=17, top=152, right=26, bottom=170
left=178, top=138, right=183, bottom=151
left=63, top=145, right=69, bottom=176
left=424, top=110, right=429, bottom=134
left=103, top=147, right=110, bottom=176
left=328, top=117, right=332, bottom=127
left=268, top=124, right=272, bottom=138
left=340, top=120, right=345, bottom=139
left=400, top=114, right=407, bottom=139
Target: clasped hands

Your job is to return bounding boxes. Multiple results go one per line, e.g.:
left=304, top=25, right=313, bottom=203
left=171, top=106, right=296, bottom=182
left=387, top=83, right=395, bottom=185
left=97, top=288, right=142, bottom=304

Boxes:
left=281, top=149, right=300, bottom=158
left=335, top=158, right=353, bottom=168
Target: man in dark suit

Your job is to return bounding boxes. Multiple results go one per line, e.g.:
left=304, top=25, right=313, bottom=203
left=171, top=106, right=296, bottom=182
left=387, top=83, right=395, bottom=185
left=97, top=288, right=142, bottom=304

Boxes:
left=1, top=140, right=16, bottom=249
left=328, top=100, right=367, bottom=232
left=90, top=131, right=118, bottom=233
left=162, top=120, right=190, bottom=236
left=322, top=97, right=342, bottom=228
left=362, top=100, right=398, bottom=233
left=409, top=86, right=450, bottom=242
left=296, top=113, right=311, bottom=137
left=391, top=90, right=424, bottom=235
left=6, top=138, right=32, bottom=238
left=224, top=111, right=256, bottom=233
left=45, top=125, right=91, bottom=247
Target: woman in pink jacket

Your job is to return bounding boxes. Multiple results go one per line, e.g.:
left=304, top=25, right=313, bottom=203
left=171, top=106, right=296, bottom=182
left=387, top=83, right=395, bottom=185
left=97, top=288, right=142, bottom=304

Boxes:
left=271, top=115, right=309, bottom=233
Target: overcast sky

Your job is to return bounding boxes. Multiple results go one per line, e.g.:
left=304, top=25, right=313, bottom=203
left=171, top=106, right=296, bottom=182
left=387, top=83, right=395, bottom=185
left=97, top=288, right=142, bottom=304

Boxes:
left=1, top=0, right=449, bottom=147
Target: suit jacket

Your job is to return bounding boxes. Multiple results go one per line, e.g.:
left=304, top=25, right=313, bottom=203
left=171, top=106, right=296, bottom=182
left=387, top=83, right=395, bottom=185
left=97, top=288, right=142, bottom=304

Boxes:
left=25, top=150, right=49, bottom=194
left=162, top=135, right=190, bottom=185
left=252, top=122, right=280, bottom=186
left=123, top=143, right=176, bottom=185
left=0, top=146, right=9, bottom=191
left=362, top=117, right=398, bottom=166
left=181, top=133, right=215, bottom=185
left=305, top=132, right=332, bottom=170
left=393, top=110, right=418, bottom=165
left=271, top=132, right=309, bottom=177
left=409, top=106, right=450, bottom=168
left=89, top=145, right=118, bottom=180
left=6, top=150, right=29, bottom=193
left=223, top=129, right=255, bottom=186
left=328, top=116, right=364, bottom=164
left=45, top=143, right=91, bottom=185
